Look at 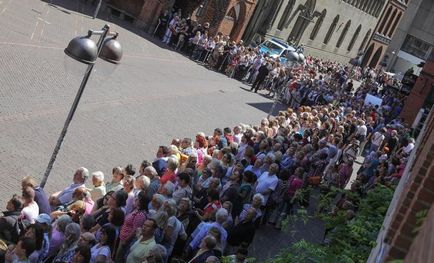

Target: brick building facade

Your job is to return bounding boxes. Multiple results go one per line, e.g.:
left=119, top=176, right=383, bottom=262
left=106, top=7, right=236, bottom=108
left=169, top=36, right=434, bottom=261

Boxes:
left=107, top=0, right=256, bottom=42
left=361, top=0, right=408, bottom=69
left=368, top=54, right=434, bottom=261
left=242, top=0, right=387, bottom=63
left=400, top=50, right=434, bottom=124
left=367, top=103, right=434, bottom=262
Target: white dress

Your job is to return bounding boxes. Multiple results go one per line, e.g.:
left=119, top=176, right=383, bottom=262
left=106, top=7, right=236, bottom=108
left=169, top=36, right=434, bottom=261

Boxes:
left=163, top=18, right=177, bottom=44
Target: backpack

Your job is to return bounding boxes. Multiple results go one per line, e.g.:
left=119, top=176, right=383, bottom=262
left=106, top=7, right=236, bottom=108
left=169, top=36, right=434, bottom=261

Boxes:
left=13, top=217, right=30, bottom=242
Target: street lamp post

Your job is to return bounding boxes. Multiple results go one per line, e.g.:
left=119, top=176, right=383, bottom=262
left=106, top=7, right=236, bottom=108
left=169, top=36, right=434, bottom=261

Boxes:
left=267, top=50, right=303, bottom=118
left=40, top=24, right=122, bottom=188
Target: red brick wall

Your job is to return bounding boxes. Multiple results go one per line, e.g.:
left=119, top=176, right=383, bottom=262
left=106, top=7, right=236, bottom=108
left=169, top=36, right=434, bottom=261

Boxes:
left=384, top=105, right=434, bottom=260
left=191, top=0, right=256, bottom=41
left=109, top=0, right=256, bottom=41
left=400, top=51, right=434, bottom=124
left=404, top=190, right=434, bottom=262
left=135, top=0, right=165, bottom=32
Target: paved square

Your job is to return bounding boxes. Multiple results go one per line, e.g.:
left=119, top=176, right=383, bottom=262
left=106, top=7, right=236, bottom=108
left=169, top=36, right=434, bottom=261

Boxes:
left=0, top=0, right=282, bottom=203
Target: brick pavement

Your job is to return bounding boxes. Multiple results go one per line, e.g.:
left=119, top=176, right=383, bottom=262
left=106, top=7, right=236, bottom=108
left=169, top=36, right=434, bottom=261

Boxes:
left=0, top=0, right=288, bottom=205
left=0, top=1, right=327, bottom=261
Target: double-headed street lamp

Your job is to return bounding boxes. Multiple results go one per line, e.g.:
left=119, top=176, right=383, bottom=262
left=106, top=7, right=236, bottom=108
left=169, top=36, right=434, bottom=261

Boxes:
left=40, top=24, right=122, bottom=188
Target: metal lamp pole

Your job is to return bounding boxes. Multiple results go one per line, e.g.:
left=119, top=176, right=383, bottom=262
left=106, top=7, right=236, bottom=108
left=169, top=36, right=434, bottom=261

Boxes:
left=40, top=25, right=117, bottom=188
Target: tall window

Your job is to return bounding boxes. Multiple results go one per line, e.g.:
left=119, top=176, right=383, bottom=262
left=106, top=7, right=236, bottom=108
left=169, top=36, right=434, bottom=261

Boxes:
left=310, top=9, right=326, bottom=40
left=388, top=12, right=401, bottom=37
left=367, top=0, right=376, bottom=15
left=383, top=9, right=397, bottom=35
left=270, top=0, right=285, bottom=30
left=362, top=0, right=369, bottom=11
left=277, top=0, right=296, bottom=30
left=374, top=0, right=385, bottom=17
left=348, top=25, right=361, bottom=51
left=359, top=28, right=371, bottom=51
left=378, top=6, right=392, bottom=33
left=336, top=20, right=351, bottom=48
left=324, top=15, right=339, bottom=45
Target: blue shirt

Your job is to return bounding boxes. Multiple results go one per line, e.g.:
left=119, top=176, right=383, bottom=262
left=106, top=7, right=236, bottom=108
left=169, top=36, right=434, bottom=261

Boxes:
left=34, top=187, right=51, bottom=214
left=57, top=183, right=85, bottom=204
left=244, top=165, right=261, bottom=179
left=189, top=222, right=227, bottom=251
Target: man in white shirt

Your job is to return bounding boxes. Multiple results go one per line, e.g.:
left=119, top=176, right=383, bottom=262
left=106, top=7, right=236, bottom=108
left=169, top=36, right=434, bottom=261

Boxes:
left=369, top=128, right=386, bottom=154
left=49, top=167, right=89, bottom=207
left=402, top=138, right=415, bottom=155
left=255, top=163, right=279, bottom=204
left=21, top=186, right=39, bottom=223
left=356, top=120, right=368, bottom=142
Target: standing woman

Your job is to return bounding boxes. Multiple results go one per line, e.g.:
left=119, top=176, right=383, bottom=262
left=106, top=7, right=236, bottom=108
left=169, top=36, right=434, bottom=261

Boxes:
left=90, top=224, right=116, bottom=263
left=24, top=224, right=46, bottom=263
left=116, top=191, right=148, bottom=263
left=163, top=16, right=179, bottom=45
left=155, top=10, right=170, bottom=40
left=53, top=223, right=81, bottom=263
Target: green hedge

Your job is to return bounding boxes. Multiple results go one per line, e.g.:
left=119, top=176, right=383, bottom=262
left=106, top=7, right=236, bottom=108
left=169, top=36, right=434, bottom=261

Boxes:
left=268, top=185, right=394, bottom=263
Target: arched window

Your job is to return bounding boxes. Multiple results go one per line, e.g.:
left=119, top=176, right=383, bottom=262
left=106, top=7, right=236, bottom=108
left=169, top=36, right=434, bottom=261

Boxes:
left=336, top=20, right=351, bottom=48
left=277, top=0, right=296, bottom=30
left=348, top=24, right=361, bottom=51
left=310, top=9, right=326, bottom=40
left=383, top=9, right=397, bottom=35
left=359, top=28, right=371, bottom=51
left=324, top=15, right=339, bottom=44
left=378, top=6, right=392, bottom=33
left=388, top=12, right=401, bottom=37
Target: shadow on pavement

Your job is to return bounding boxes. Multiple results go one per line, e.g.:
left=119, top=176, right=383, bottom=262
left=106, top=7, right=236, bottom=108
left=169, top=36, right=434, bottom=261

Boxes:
left=42, top=0, right=93, bottom=17
left=40, top=0, right=174, bottom=52
left=247, top=102, right=288, bottom=116
left=249, top=189, right=325, bottom=262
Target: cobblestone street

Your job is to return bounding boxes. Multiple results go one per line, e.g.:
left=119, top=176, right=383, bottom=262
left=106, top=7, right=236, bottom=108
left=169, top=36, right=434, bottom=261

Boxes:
left=0, top=1, right=325, bottom=261
left=0, top=0, right=285, bottom=203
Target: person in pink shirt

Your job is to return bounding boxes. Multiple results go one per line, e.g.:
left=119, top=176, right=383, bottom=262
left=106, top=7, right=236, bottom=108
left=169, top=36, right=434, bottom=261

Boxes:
left=116, top=190, right=148, bottom=262
left=160, top=157, right=178, bottom=185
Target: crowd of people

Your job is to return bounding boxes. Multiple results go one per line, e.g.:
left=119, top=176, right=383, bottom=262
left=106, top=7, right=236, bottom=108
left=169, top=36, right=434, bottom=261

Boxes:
left=153, top=8, right=405, bottom=112
left=0, top=84, right=414, bottom=263
left=0, top=8, right=415, bottom=263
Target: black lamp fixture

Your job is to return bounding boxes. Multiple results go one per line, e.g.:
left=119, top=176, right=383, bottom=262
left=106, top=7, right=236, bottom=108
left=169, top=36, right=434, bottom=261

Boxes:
left=64, top=36, right=98, bottom=64
left=99, top=34, right=123, bottom=64
left=41, top=24, right=122, bottom=188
